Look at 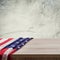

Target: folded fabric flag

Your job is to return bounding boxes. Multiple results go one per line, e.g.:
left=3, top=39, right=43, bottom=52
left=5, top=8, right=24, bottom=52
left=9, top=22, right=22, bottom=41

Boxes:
left=0, top=37, right=33, bottom=60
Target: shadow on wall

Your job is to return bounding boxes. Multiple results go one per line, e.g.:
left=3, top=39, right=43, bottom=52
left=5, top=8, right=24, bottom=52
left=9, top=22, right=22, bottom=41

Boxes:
left=0, top=0, right=60, bottom=38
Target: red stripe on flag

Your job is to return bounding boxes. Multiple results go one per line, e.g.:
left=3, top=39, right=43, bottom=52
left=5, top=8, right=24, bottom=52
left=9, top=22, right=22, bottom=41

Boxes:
left=0, top=38, right=13, bottom=46
left=0, top=48, right=8, bottom=60
left=0, top=48, right=16, bottom=60
left=0, top=38, right=2, bottom=40
left=9, top=49, right=16, bottom=55
left=8, top=49, right=16, bottom=60
left=0, top=48, right=8, bottom=55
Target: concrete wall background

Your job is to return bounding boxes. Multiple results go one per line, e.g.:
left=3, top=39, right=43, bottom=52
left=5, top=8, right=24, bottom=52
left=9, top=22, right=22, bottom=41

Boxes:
left=0, top=0, right=60, bottom=38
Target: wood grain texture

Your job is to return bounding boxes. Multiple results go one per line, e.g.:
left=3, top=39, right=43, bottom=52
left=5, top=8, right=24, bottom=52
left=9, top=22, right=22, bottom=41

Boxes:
left=14, top=39, right=60, bottom=54
left=11, top=39, right=60, bottom=60
left=12, top=55, right=60, bottom=60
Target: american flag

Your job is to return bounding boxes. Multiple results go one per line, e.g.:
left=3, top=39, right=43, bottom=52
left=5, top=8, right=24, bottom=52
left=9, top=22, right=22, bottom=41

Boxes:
left=0, top=37, right=33, bottom=60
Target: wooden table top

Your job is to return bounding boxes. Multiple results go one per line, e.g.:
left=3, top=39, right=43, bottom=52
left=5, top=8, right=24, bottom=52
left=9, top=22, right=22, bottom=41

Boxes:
left=14, top=39, right=60, bottom=54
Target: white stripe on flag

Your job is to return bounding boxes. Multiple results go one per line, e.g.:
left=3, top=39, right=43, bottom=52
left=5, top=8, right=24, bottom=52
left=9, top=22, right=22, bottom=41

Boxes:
left=0, top=38, right=7, bottom=43
left=2, top=48, right=13, bottom=60
left=0, top=38, right=16, bottom=50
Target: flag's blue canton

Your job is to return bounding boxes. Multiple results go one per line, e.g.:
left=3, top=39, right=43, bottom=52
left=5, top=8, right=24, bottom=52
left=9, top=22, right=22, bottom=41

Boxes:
left=4, top=38, right=33, bottom=50
left=5, top=37, right=23, bottom=48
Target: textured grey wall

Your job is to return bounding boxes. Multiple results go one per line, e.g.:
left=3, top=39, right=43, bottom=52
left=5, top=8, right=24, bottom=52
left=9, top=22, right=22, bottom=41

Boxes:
left=0, top=0, right=60, bottom=38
